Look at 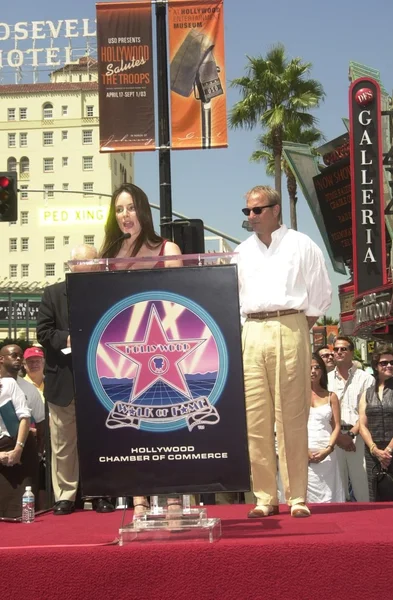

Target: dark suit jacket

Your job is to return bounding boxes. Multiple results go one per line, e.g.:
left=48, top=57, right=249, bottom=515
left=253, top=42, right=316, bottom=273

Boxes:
left=36, top=281, right=74, bottom=407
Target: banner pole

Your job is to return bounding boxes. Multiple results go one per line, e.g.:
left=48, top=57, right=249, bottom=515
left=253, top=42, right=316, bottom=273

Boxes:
left=155, top=0, right=173, bottom=240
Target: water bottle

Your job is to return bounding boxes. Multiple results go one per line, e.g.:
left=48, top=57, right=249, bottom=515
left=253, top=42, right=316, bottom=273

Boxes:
left=22, top=486, right=35, bottom=523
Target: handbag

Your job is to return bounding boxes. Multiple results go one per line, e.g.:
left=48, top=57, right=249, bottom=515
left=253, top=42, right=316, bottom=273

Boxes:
left=373, top=463, right=393, bottom=501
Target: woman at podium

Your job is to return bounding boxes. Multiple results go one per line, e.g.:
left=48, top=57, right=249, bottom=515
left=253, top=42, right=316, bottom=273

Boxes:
left=99, top=183, right=182, bottom=516
left=100, top=182, right=182, bottom=269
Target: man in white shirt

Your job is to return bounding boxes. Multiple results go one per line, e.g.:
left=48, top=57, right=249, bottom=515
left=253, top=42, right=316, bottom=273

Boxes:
left=0, top=344, right=45, bottom=456
left=234, top=185, right=332, bottom=518
left=328, top=336, right=374, bottom=501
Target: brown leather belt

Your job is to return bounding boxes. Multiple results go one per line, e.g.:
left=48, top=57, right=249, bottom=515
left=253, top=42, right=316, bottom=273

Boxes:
left=247, top=309, right=303, bottom=320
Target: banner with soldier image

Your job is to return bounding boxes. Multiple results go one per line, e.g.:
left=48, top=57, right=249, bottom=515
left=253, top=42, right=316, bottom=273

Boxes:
left=97, top=1, right=155, bottom=152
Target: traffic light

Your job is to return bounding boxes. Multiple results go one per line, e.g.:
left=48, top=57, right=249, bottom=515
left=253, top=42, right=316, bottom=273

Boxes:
left=172, top=218, right=205, bottom=254
left=0, top=172, right=17, bottom=222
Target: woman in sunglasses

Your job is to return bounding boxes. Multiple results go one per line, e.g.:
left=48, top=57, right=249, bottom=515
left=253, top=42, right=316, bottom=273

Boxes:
left=307, top=353, right=345, bottom=503
left=359, top=344, right=393, bottom=501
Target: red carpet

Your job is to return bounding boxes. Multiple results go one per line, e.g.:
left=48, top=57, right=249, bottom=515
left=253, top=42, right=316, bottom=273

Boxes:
left=2, top=503, right=393, bottom=600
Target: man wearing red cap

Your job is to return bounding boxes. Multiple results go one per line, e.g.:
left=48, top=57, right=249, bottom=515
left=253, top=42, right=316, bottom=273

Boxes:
left=23, top=347, right=45, bottom=403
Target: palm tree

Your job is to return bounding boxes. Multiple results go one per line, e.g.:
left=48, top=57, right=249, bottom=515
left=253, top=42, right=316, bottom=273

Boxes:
left=229, top=44, right=325, bottom=201
left=250, top=123, right=325, bottom=229
left=316, top=316, right=339, bottom=327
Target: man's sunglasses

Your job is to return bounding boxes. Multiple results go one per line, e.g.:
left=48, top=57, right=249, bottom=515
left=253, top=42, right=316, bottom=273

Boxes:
left=378, top=360, right=393, bottom=367
left=242, top=203, right=277, bottom=216
left=333, top=347, right=350, bottom=353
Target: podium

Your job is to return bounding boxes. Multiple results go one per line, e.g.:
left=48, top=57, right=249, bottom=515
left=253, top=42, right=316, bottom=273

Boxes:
left=66, top=253, right=250, bottom=542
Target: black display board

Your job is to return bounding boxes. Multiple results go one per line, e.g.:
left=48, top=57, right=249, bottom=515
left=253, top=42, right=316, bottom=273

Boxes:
left=67, top=265, right=250, bottom=497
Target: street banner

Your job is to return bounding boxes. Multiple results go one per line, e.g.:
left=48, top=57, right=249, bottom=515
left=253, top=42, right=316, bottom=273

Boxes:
left=67, top=265, right=249, bottom=497
left=349, top=77, right=387, bottom=296
left=168, top=0, right=227, bottom=149
left=97, top=1, right=155, bottom=152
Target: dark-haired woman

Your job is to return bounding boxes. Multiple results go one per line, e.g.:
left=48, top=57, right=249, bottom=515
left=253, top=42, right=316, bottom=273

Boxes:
left=307, top=353, right=345, bottom=503
left=100, top=183, right=182, bottom=267
left=100, top=184, right=182, bottom=515
left=359, top=344, right=393, bottom=501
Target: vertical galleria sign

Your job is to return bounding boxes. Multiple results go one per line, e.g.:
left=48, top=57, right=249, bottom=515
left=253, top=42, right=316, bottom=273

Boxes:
left=349, top=77, right=387, bottom=296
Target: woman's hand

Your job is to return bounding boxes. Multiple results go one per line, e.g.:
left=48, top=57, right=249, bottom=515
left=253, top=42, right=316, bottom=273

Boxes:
left=5, top=446, right=23, bottom=467
left=374, top=447, right=392, bottom=469
left=0, top=451, right=9, bottom=466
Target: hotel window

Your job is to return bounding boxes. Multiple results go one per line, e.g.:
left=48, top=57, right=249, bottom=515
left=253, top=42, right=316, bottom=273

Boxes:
left=63, top=236, right=70, bottom=246
left=8, top=133, right=16, bottom=147
left=20, top=133, right=28, bottom=147
left=83, top=182, right=94, bottom=196
left=86, top=105, right=94, bottom=117
left=20, top=185, right=28, bottom=200
left=20, top=157, right=29, bottom=174
left=64, top=262, right=70, bottom=273
left=21, top=264, right=29, bottom=278
left=43, top=131, right=54, bottom=146
left=113, top=159, right=117, bottom=175
left=7, top=157, right=17, bottom=172
left=83, top=156, right=93, bottom=170
left=43, top=103, right=53, bottom=120
left=21, top=237, right=29, bottom=251
left=19, top=107, right=27, bottom=120
left=43, top=184, right=54, bottom=199
left=62, top=130, right=68, bottom=141
left=9, top=238, right=17, bottom=251
left=45, top=263, right=56, bottom=277
left=10, top=265, right=17, bottom=278
left=43, top=158, right=54, bottom=172
left=62, top=157, right=68, bottom=167
left=84, top=235, right=95, bottom=246
left=82, top=130, right=93, bottom=144
left=62, top=183, right=69, bottom=191
left=61, top=105, right=68, bottom=116
left=44, top=237, right=55, bottom=251
left=8, top=108, right=16, bottom=121
left=20, top=211, right=29, bottom=225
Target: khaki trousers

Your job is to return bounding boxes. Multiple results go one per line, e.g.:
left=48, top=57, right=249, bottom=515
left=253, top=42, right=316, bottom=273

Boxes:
left=48, top=400, right=79, bottom=502
left=242, top=313, right=311, bottom=506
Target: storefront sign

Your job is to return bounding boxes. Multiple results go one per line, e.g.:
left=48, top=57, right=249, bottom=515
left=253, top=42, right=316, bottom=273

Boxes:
left=355, top=291, right=392, bottom=326
left=349, top=77, right=387, bottom=296
left=0, top=300, right=40, bottom=322
left=313, top=157, right=352, bottom=262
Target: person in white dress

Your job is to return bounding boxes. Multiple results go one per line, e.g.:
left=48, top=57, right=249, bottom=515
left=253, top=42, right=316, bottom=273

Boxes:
left=308, top=353, right=345, bottom=503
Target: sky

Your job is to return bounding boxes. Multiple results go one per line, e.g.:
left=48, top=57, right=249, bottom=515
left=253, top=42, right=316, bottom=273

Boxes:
left=2, top=0, right=393, bottom=316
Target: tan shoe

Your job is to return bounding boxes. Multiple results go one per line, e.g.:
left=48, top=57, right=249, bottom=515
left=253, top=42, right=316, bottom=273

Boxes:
left=248, top=505, right=279, bottom=518
left=290, top=502, right=311, bottom=518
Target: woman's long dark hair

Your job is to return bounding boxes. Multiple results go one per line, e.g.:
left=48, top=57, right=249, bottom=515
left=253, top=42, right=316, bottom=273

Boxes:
left=99, top=183, right=163, bottom=258
left=312, top=352, right=328, bottom=390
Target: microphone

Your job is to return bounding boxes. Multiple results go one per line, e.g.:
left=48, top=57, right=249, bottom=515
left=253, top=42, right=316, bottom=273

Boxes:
left=102, top=232, right=131, bottom=258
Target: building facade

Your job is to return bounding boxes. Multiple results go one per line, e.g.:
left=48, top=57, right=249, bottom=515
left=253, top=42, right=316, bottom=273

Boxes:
left=0, top=57, right=134, bottom=340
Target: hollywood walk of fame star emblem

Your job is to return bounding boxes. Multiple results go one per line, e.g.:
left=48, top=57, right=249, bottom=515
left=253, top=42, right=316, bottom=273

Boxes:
left=107, top=305, right=206, bottom=401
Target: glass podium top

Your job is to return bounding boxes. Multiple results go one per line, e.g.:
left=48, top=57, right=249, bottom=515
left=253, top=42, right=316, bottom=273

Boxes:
left=68, top=252, right=237, bottom=272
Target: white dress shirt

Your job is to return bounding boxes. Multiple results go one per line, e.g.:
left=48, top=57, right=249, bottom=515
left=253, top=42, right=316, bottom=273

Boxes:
left=328, top=365, right=374, bottom=426
left=17, top=376, right=45, bottom=425
left=0, top=377, right=31, bottom=438
left=233, top=226, right=332, bottom=317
